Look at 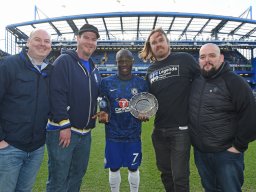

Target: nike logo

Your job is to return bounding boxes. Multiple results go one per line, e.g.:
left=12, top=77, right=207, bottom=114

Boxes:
left=179, top=126, right=188, bottom=130
left=110, top=89, right=117, bottom=92
left=131, top=162, right=137, bottom=166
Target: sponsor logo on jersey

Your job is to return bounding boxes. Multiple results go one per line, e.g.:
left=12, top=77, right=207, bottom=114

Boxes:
left=149, top=65, right=179, bottom=84
left=115, top=98, right=130, bottom=113
left=118, top=98, right=129, bottom=108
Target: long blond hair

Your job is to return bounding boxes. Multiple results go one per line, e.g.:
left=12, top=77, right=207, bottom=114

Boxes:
left=139, top=27, right=170, bottom=63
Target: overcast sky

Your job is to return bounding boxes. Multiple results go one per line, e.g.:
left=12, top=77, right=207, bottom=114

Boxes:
left=0, top=0, right=255, bottom=50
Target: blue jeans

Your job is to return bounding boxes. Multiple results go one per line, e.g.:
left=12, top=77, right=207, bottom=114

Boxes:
left=152, top=128, right=191, bottom=192
left=0, top=145, right=44, bottom=192
left=46, top=130, right=91, bottom=192
left=194, top=148, right=244, bottom=192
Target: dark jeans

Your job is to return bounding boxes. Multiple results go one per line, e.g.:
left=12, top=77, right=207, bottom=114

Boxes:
left=152, top=128, right=191, bottom=192
left=194, top=148, right=244, bottom=192
left=46, top=130, right=91, bottom=192
left=0, top=145, right=44, bottom=192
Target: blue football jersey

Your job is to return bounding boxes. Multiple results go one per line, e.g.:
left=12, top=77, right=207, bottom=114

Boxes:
left=100, top=74, right=148, bottom=142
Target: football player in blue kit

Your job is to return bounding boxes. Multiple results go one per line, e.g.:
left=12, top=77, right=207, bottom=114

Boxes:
left=93, top=49, right=149, bottom=192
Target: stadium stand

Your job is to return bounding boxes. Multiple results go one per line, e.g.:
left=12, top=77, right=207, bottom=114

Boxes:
left=0, top=49, right=10, bottom=59
left=3, top=12, right=256, bottom=90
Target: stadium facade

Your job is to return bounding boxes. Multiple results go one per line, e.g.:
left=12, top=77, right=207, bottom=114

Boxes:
left=2, top=11, right=256, bottom=90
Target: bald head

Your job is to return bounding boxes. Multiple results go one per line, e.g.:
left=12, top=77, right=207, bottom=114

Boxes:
left=199, top=43, right=224, bottom=78
left=116, top=49, right=134, bottom=80
left=26, top=28, right=52, bottom=63
left=28, top=28, right=51, bottom=40
left=199, top=43, right=221, bottom=56
left=116, top=49, right=134, bottom=60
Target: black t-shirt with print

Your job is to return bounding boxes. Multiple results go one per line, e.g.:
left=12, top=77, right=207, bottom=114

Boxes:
left=146, top=52, right=200, bottom=130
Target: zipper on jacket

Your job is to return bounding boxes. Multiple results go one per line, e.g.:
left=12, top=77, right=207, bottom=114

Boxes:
left=197, top=80, right=206, bottom=133
left=32, top=73, right=40, bottom=141
left=77, top=62, right=92, bottom=128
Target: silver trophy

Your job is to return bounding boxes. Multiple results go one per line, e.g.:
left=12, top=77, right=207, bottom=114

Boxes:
left=129, top=92, right=158, bottom=118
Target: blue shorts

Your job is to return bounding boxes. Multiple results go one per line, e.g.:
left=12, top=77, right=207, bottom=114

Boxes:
left=104, top=139, right=142, bottom=169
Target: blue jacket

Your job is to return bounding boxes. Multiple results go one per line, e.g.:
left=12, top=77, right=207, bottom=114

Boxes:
left=47, top=50, right=101, bottom=134
left=0, top=49, right=53, bottom=152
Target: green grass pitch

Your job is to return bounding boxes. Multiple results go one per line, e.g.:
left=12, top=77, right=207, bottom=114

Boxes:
left=33, top=118, right=256, bottom=192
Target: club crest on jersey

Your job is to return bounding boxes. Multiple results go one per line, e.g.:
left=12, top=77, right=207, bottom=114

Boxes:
left=131, top=88, right=138, bottom=95
left=118, top=98, right=129, bottom=108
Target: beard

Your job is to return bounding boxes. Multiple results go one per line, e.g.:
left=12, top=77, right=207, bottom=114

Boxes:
left=201, top=67, right=218, bottom=78
left=155, top=47, right=170, bottom=61
left=201, top=63, right=224, bottom=79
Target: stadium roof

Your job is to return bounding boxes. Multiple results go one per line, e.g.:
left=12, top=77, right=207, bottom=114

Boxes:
left=5, top=11, right=256, bottom=53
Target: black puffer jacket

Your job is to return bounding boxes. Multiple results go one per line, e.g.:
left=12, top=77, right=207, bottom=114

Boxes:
left=189, top=62, right=256, bottom=153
